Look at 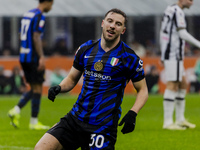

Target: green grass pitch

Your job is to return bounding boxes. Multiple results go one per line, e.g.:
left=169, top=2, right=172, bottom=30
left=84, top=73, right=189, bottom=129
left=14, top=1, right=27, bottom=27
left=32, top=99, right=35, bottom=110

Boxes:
left=0, top=94, right=200, bottom=150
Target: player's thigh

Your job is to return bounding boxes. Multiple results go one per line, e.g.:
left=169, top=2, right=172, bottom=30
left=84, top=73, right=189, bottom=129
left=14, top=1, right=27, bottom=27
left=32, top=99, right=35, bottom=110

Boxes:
left=47, top=116, right=81, bottom=150
left=164, top=60, right=184, bottom=82
left=30, top=83, right=43, bottom=93
left=166, top=81, right=179, bottom=91
left=34, top=133, right=63, bottom=150
left=179, top=76, right=187, bottom=89
left=21, top=62, right=45, bottom=84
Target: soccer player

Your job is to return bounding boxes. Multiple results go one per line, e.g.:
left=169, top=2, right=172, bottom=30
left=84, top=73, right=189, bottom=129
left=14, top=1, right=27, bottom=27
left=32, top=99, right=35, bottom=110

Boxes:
left=34, top=8, right=148, bottom=150
left=160, top=0, right=200, bottom=130
left=8, top=0, right=54, bottom=130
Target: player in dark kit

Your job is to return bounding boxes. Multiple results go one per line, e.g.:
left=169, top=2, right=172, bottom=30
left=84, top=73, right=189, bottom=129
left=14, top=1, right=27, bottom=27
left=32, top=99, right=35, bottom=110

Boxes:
left=8, top=0, right=54, bottom=130
left=35, top=8, right=148, bottom=150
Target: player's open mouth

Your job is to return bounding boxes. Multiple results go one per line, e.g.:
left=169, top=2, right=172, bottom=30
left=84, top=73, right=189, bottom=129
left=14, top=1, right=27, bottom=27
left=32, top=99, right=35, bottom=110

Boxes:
left=107, top=30, right=115, bottom=36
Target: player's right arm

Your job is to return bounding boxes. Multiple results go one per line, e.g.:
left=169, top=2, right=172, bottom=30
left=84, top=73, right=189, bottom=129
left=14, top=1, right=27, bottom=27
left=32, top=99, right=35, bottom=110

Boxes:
left=48, top=66, right=82, bottom=101
left=59, top=66, right=82, bottom=92
left=48, top=41, right=94, bottom=101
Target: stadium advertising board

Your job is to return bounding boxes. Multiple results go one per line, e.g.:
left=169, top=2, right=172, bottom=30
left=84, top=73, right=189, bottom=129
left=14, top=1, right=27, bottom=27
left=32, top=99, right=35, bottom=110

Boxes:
left=0, top=56, right=198, bottom=95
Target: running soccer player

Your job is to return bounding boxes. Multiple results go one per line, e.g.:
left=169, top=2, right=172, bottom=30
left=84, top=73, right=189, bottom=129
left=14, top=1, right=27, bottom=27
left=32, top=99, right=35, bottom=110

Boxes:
left=35, top=8, right=148, bottom=150
left=8, top=0, right=54, bottom=130
left=160, top=0, right=200, bottom=130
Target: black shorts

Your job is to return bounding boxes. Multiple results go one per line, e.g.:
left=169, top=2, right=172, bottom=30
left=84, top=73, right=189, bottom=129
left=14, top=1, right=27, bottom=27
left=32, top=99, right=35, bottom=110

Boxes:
left=47, top=113, right=117, bottom=150
left=20, top=62, right=45, bottom=84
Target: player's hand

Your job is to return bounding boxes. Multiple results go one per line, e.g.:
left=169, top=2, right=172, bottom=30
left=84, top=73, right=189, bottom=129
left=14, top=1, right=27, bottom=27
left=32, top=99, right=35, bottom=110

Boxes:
left=159, top=60, right=164, bottom=67
left=48, top=85, right=61, bottom=102
left=118, top=110, right=137, bottom=134
left=37, top=56, right=45, bottom=71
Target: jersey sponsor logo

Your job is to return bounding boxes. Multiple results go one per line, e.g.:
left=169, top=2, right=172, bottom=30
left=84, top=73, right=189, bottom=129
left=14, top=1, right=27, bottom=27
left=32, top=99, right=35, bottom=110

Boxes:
left=136, top=59, right=143, bottom=72
left=161, top=36, right=169, bottom=41
left=136, top=67, right=143, bottom=72
left=110, top=57, right=119, bottom=66
left=94, top=60, right=103, bottom=71
left=20, top=47, right=30, bottom=54
left=85, top=70, right=111, bottom=81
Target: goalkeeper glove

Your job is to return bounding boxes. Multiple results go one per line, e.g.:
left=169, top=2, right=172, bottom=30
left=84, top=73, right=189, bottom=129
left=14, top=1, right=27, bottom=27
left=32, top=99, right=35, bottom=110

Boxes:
left=118, top=110, right=137, bottom=134
left=48, top=85, right=61, bottom=102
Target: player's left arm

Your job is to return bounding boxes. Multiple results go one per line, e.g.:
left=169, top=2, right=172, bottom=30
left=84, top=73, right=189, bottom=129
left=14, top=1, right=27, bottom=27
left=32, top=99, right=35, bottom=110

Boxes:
left=178, top=28, right=200, bottom=48
left=176, top=10, right=200, bottom=48
left=119, top=78, right=148, bottom=134
left=131, top=78, right=148, bottom=113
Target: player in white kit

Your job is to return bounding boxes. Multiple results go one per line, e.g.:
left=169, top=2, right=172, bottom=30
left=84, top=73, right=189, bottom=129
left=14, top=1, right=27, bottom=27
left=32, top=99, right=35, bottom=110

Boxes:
left=160, top=0, right=200, bottom=130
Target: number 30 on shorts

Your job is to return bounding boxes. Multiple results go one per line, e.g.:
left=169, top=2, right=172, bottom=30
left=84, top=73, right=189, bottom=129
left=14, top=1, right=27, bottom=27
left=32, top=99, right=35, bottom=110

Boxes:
left=89, top=134, right=105, bottom=148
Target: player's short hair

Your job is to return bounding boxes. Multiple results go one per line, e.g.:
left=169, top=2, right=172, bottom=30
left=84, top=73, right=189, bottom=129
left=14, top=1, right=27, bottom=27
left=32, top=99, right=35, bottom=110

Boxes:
left=39, top=0, right=53, bottom=3
left=104, top=8, right=127, bottom=26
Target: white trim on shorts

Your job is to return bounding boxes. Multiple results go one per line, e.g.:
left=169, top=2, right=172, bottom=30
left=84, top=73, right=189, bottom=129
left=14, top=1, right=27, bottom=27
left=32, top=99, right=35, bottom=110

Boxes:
left=164, top=60, right=185, bottom=82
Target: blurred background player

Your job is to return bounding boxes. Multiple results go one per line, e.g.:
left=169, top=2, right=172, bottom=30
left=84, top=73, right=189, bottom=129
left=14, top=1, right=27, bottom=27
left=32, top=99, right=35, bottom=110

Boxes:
left=0, top=65, right=8, bottom=94
left=8, top=0, right=54, bottom=130
left=145, top=65, right=159, bottom=94
left=160, top=0, right=200, bottom=130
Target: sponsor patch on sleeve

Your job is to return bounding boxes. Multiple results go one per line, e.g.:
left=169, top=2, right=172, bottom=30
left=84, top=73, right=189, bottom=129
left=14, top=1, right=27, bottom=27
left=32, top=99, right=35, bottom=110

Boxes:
left=39, top=20, right=45, bottom=28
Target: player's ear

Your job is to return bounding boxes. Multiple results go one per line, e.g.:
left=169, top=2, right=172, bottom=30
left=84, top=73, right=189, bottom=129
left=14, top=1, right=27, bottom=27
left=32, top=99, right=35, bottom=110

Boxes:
left=121, top=27, right=126, bottom=35
left=101, top=20, right=105, bottom=28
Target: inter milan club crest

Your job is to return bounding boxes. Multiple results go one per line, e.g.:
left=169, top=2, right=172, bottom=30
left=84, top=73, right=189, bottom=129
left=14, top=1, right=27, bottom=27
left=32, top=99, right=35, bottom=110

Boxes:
left=110, top=57, right=119, bottom=66
left=94, top=60, right=103, bottom=71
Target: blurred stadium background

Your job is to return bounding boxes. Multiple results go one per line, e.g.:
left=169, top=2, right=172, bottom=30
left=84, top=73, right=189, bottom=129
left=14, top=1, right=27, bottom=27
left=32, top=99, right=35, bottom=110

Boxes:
left=1, top=0, right=200, bottom=55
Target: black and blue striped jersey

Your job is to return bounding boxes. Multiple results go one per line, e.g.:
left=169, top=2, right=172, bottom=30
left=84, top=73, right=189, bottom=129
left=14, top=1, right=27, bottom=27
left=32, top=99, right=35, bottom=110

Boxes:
left=70, top=39, right=145, bottom=127
left=19, top=8, right=45, bottom=63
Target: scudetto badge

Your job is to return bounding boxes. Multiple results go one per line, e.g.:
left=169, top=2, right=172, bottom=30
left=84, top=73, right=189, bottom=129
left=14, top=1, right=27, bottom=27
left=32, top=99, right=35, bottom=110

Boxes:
left=94, top=60, right=103, bottom=71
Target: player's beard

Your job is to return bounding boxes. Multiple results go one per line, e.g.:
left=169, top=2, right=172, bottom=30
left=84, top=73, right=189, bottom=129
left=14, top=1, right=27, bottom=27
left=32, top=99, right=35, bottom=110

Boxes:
left=102, top=31, right=119, bottom=43
left=44, top=8, right=50, bottom=12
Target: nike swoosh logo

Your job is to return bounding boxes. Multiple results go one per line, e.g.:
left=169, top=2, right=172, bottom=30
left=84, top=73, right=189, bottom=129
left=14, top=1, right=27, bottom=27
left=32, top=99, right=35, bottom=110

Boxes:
left=84, top=55, right=93, bottom=58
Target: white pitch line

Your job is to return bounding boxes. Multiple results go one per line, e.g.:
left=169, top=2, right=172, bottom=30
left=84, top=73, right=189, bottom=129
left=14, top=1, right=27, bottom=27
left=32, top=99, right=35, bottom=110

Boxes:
left=0, top=145, right=33, bottom=150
